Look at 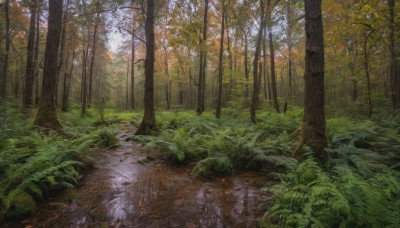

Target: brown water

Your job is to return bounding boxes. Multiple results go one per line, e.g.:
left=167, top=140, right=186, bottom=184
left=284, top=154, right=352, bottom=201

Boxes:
left=8, top=125, right=268, bottom=228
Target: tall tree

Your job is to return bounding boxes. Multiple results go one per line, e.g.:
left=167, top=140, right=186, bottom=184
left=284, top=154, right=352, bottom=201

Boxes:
left=267, top=0, right=280, bottom=113
left=216, top=0, right=225, bottom=119
left=34, top=0, right=64, bottom=131
left=196, top=0, right=209, bottom=115
left=250, top=0, right=265, bottom=122
left=293, top=0, right=327, bottom=163
left=0, top=0, right=10, bottom=99
left=130, top=21, right=135, bottom=109
left=34, top=1, right=41, bottom=107
left=23, top=0, right=38, bottom=107
left=136, top=0, right=157, bottom=135
left=388, top=0, right=400, bottom=110
left=88, top=12, right=100, bottom=108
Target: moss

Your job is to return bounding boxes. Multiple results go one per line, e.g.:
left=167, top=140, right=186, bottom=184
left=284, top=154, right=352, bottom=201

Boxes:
left=5, top=192, right=36, bottom=219
left=293, top=122, right=328, bottom=164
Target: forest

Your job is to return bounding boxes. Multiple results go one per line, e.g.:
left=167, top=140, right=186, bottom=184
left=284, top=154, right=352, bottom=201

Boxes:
left=0, top=0, right=400, bottom=227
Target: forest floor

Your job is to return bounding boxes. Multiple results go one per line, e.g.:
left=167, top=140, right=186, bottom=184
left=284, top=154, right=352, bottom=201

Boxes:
left=5, top=123, right=268, bottom=228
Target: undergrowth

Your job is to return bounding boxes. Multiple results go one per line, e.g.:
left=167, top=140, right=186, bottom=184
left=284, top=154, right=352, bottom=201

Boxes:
left=0, top=101, right=122, bottom=221
left=130, top=106, right=400, bottom=227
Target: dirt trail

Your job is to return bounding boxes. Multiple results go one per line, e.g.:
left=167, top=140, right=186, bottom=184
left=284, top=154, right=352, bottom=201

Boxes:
left=9, top=124, right=268, bottom=228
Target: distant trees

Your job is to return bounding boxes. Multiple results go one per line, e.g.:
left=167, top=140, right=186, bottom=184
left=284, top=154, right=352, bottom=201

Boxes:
left=33, top=0, right=64, bottom=131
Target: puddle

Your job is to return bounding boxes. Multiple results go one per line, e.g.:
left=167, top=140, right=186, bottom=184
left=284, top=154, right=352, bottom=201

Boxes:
left=6, top=124, right=269, bottom=227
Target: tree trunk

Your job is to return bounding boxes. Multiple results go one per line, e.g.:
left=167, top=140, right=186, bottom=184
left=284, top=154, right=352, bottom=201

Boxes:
left=81, top=33, right=91, bottom=116
left=250, top=0, right=264, bottom=122
left=34, top=4, right=41, bottom=107
left=126, top=61, right=129, bottom=109
left=88, top=14, right=99, bottom=108
left=216, top=0, right=225, bottom=119
left=388, top=0, right=400, bottom=109
left=293, top=0, right=328, bottom=164
left=196, top=0, right=209, bottom=115
left=225, top=14, right=233, bottom=100
left=0, top=0, right=10, bottom=99
left=287, top=0, right=293, bottom=99
left=62, top=51, right=75, bottom=112
left=244, top=32, right=249, bottom=98
left=364, top=31, right=373, bottom=118
left=136, top=0, right=157, bottom=135
left=23, top=1, right=37, bottom=107
left=34, top=0, right=64, bottom=132
left=131, top=27, right=135, bottom=109
left=268, top=13, right=280, bottom=113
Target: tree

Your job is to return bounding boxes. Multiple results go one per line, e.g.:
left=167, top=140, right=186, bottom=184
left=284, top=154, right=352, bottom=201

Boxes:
left=196, top=0, right=209, bottom=115
left=33, top=0, right=64, bottom=131
left=293, top=0, right=327, bottom=163
left=130, top=21, right=135, bottom=110
left=216, top=0, right=225, bottom=119
left=388, top=0, right=400, bottom=110
left=0, top=0, right=10, bottom=99
left=135, top=0, right=157, bottom=135
left=250, top=0, right=265, bottom=122
left=267, top=0, right=280, bottom=113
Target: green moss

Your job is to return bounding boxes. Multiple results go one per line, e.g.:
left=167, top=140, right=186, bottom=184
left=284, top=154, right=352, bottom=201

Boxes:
left=5, top=192, right=36, bottom=219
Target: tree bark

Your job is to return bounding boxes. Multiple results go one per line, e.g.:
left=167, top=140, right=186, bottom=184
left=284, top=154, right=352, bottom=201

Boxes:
left=250, top=0, right=264, bottom=122
left=0, top=0, right=10, bottom=99
left=88, top=13, right=99, bottom=108
left=388, top=0, right=400, bottom=109
left=293, top=0, right=328, bottom=164
left=267, top=5, right=280, bottom=113
left=136, top=0, right=157, bottom=135
left=62, top=50, right=75, bottom=112
left=364, top=31, right=373, bottom=118
left=196, top=0, right=209, bottom=115
left=131, top=26, right=135, bottom=109
left=34, top=0, right=64, bottom=132
left=34, top=4, right=41, bottom=107
left=23, top=1, right=37, bottom=107
left=216, top=0, right=225, bottom=119
left=287, top=0, right=293, bottom=99
left=244, top=32, right=249, bottom=98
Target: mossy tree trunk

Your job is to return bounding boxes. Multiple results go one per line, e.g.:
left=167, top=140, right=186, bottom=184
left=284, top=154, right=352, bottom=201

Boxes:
left=293, top=0, right=328, bottom=163
left=34, top=0, right=64, bottom=132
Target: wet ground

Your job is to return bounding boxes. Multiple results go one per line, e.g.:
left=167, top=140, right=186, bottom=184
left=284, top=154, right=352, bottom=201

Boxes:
left=8, top=125, right=269, bottom=228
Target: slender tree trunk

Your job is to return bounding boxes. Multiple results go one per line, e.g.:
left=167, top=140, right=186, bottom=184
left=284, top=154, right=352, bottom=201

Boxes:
left=88, top=14, right=99, bottom=108
left=225, top=14, right=233, bottom=100
left=250, top=0, right=264, bottom=122
left=294, top=0, right=328, bottom=164
left=388, top=0, right=400, bottom=109
left=268, top=13, right=280, bottom=113
left=136, top=0, right=157, bottom=135
left=263, top=26, right=268, bottom=100
left=34, top=5, right=41, bottom=107
left=0, top=0, right=10, bottom=99
left=216, top=1, right=225, bottom=119
left=34, top=0, right=64, bottom=132
left=131, top=27, right=135, bottom=109
left=126, top=61, right=129, bottom=109
left=81, top=33, right=91, bottom=116
left=23, top=1, right=37, bottom=107
left=162, top=45, right=170, bottom=109
left=364, top=31, right=373, bottom=118
left=62, top=51, right=75, bottom=112
left=244, top=32, right=249, bottom=98
left=287, top=0, right=293, bottom=99
left=196, top=0, right=209, bottom=115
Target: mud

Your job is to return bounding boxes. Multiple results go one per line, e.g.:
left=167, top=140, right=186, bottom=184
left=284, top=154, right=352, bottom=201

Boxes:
left=7, top=125, right=269, bottom=228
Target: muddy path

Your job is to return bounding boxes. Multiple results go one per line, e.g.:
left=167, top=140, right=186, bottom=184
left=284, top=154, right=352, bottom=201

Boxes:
left=8, top=124, right=269, bottom=228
